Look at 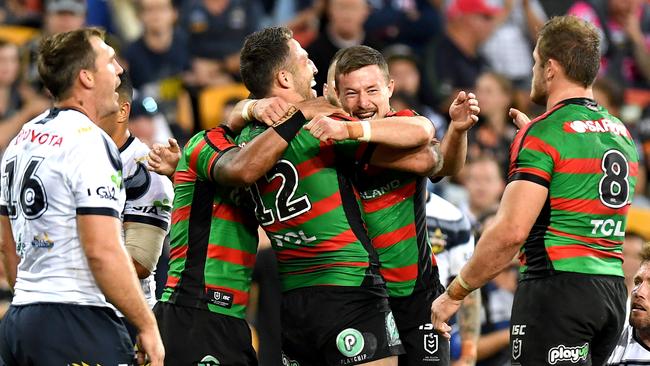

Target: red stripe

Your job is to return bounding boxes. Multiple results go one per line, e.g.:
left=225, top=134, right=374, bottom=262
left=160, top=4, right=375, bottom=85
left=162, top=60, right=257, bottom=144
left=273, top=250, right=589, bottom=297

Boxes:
left=212, top=201, right=241, bottom=223
left=520, top=135, right=560, bottom=163
left=171, top=205, right=191, bottom=225
left=548, top=226, right=623, bottom=247
left=205, top=127, right=237, bottom=150
left=284, top=261, right=369, bottom=275
left=557, top=159, right=640, bottom=176
left=168, top=244, right=188, bottom=260
left=547, top=244, right=623, bottom=261
left=165, top=274, right=179, bottom=288
left=206, top=244, right=256, bottom=268
left=260, top=148, right=336, bottom=195
left=362, top=182, right=416, bottom=214
left=372, top=223, right=416, bottom=249
left=380, top=263, right=418, bottom=283
left=266, top=191, right=341, bottom=231
left=188, top=140, right=206, bottom=174
left=509, top=103, right=564, bottom=176
left=204, top=284, right=249, bottom=306
left=275, top=229, right=358, bottom=260
left=173, top=171, right=196, bottom=184
left=550, top=197, right=630, bottom=215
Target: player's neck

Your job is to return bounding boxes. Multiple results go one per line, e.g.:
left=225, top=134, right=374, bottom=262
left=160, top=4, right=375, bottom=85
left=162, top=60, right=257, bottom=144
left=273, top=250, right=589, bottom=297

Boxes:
left=546, top=82, right=593, bottom=111
left=55, top=97, right=99, bottom=123
left=635, top=327, right=650, bottom=348
left=112, top=127, right=131, bottom=150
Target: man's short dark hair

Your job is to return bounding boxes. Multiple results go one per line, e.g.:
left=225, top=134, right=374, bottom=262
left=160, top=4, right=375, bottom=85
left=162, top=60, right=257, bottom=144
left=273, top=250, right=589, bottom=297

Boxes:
left=117, top=71, right=133, bottom=103
left=335, top=45, right=390, bottom=84
left=240, top=27, right=293, bottom=98
left=37, top=27, right=105, bottom=101
left=537, top=16, right=600, bottom=88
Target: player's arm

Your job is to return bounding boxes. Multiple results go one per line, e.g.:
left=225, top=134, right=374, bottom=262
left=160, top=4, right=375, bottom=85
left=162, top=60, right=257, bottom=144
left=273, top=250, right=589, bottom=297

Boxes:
left=434, top=91, right=479, bottom=177
left=305, top=114, right=434, bottom=148
left=0, top=215, right=17, bottom=289
left=368, top=141, right=444, bottom=177
left=477, top=329, right=510, bottom=360
left=124, top=222, right=166, bottom=279
left=457, top=289, right=481, bottom=366
left=78, top=214, right=164, bottom=364
left=431, top=180, right=548, bottom=338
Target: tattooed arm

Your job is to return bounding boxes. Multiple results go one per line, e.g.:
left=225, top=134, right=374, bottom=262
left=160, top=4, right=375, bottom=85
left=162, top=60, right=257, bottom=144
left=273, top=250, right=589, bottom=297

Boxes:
left=455, top=289, right=481, bottom=366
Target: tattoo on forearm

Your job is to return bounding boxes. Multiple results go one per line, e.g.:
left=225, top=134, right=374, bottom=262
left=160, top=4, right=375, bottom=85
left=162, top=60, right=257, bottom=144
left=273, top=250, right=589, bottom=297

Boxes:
left=458, top=289, right=481, bottom=364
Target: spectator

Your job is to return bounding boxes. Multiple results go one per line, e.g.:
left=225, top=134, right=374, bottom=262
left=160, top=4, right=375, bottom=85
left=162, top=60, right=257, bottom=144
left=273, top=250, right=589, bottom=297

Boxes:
left=385, top=43, right=446, bottom=139
left=125, top=0, right=190, bottom=90
left=124, top=0, right=193, bottom=138
left=568, top=0, right=650, bottom=89
left=468, top=72, right=516, bottom=175
left=0, top=40, right=50, bottom=154
left=364, top=0, right=442, bottom=49
left=22, top=0, right=87, bottom=92
left=480, top=0, right=546, bottom=93
left=423, top=0, right=501, bottom=113
left=461, top=157, right=505, bottom=228
left=306, top=0, right=381, bottom=92
left=179, top=0, right=263, bottom=87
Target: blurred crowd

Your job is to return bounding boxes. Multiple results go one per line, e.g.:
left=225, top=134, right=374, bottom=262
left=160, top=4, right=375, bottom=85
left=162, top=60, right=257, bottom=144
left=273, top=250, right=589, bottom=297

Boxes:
left=1, top=0, right=650, bottom=365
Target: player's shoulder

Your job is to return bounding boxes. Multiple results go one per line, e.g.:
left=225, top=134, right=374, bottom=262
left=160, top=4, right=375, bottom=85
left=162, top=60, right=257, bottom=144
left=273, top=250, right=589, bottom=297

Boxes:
left=425, top=193, right=463, bottom=222
left=386, top=109, right=418, bottom=117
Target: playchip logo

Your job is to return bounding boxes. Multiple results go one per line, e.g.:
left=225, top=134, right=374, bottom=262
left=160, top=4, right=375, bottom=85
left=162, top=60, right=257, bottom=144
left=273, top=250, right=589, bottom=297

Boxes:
left=547, top=343, right=589, bottom=365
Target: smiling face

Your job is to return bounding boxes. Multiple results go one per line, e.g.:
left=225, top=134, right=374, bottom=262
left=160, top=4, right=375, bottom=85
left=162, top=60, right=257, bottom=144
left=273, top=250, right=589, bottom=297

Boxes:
left=287, top=38, right=317, bottom=100
left=631, top=261, right=650, bottom=331
left=336, top=65, right=394, bottom=120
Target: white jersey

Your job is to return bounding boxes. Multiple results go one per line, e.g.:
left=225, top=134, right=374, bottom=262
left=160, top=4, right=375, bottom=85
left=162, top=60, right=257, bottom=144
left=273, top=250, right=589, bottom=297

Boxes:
left=425, top=193, right=474, bottom=287
left=607, top=324, right=650, bottom=365
left=119, top=135, right=173, bottom=308
left=0, top=109, right=125, bottom=307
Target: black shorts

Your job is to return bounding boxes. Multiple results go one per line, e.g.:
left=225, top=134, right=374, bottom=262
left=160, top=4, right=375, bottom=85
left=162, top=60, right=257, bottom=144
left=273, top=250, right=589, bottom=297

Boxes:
left=153, top=301, right=257, bottom=366
left=389, top=285, right=449, bottom=366
left=510, top=272, right=626, bottom=366
left=0, top=303, right=134, bottom=365
left=281, top=286, right=405, bottom=366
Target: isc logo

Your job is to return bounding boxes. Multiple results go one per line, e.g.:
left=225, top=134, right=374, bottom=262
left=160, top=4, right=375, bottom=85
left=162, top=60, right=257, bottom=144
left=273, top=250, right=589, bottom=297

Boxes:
left=512, top=325, right=526, bottom=335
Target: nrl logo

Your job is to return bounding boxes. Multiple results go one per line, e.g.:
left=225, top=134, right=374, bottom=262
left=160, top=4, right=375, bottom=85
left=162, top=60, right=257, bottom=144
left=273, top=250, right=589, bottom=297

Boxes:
left=424, top=333, right=438, bottom=355
left=512, top=338, right=523, bottom=360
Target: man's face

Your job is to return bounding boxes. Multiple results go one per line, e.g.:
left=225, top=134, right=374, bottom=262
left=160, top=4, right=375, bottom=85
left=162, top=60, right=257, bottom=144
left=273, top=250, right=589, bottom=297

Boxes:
left=337, top=65, right=394, bottom=120
left=631, top=262, right=650, bottom=331
left=466, top=160, right=504, bottom=213
left=389, top=59, right=419, bottom=96
left=45, top=11, right=85, bottom=35
left=328, top=0, right=368, bottom=39
left=0, top=44, right=19, bottom=87
left=530, top=45, right=549, bottom=106
left=140, top=0, right=176, bottom=33
left=288, top=38, right=317, bottom=100
left=90, top=36, right=124, bottom=118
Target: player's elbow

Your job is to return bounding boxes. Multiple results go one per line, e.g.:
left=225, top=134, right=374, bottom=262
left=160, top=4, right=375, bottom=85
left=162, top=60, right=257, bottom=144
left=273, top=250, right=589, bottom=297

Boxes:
left=503, top=225, right=529, bottom=248
left=132, top=260, right=152, bottom=279
left=413, top=119, right=435, bottom=146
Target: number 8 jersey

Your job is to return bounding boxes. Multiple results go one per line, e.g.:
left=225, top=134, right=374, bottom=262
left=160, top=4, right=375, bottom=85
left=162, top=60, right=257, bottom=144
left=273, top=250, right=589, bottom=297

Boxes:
left=0, top=109, right=125, bottom=306
left=508, top=98, right=639, bottom=279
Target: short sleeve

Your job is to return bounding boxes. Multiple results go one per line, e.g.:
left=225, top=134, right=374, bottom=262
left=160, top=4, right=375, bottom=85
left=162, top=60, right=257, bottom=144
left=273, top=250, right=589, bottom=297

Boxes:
left=508, top=125, right=558, bottom=188
left=70, top=132, right=125, bottom=218
left=191, top=127, right=238, bottom=182
left=123, top=164, right=174, bottom=232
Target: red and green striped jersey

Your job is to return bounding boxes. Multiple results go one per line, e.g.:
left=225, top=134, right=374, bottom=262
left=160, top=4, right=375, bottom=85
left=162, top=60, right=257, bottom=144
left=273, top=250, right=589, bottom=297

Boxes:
left=160, top=127, right=259, bottom=319
left=355, top=109, right=437, bottom=298
left=509, top=98, right=639, bottom=279
left=237, top=118, right=385, bottom=292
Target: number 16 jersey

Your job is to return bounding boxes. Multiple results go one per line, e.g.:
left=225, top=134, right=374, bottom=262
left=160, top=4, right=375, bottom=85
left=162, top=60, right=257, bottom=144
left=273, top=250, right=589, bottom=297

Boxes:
left=0, top=109, right=125, bottom=307
left=508, top=98, right=639, bottom=279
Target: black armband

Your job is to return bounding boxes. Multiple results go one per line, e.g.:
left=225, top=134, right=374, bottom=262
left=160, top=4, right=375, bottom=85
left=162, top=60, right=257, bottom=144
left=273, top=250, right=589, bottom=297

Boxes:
left=272, top=110, right=306, bottom=143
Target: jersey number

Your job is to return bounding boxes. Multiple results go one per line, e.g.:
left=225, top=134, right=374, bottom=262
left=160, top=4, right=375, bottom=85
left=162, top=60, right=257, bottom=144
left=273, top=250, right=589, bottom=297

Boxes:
left=248, top=159, right=312, bottom=226
left=599, top=149, right=630, bottom=209
left=2, top=156, right=48, bottom=219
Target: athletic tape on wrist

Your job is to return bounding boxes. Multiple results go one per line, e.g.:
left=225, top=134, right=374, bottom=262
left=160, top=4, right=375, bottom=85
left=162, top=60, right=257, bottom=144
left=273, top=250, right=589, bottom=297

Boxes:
left=241, top=99, right=256, bottom=122
left=359, top=120, right=371, bottom=142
